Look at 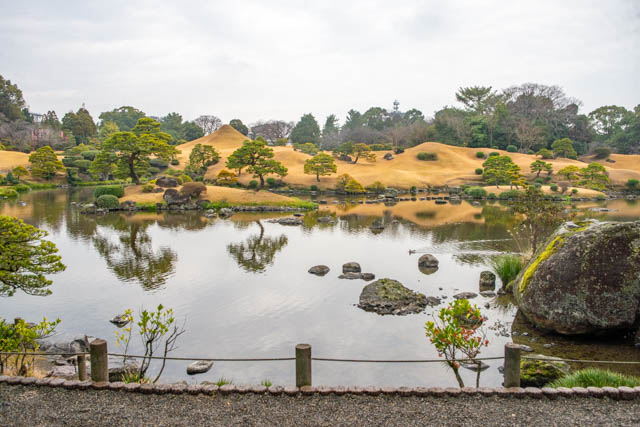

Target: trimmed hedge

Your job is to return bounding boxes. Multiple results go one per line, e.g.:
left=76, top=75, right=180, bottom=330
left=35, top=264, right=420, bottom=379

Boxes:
left=94, top=185, right=125, bottom=198
left=95, top=194, right=120, bottom=209
left=417, top=152, right=438, bottom=161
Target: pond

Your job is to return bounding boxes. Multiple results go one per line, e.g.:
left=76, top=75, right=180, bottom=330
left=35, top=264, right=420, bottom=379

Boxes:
left=1, top=189, right=639, bottom=387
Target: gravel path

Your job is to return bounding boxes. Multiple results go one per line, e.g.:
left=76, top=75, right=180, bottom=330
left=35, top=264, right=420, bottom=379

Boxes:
left=1, top=384, right=639, bottom=426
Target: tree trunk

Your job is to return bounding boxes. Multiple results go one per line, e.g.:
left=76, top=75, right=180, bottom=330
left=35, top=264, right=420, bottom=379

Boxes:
left=259, top=175, right=265, bottom=188
left=128, top=156, right=139, bottom=185
left=316, top=173, right=320, bottom=182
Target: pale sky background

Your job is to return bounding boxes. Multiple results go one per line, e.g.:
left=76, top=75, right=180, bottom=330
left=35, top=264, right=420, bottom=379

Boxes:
left=1, top=0, right=638, bottom=125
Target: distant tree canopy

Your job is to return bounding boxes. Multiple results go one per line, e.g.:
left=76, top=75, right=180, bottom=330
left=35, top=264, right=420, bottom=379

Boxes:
left=92, top=118, right=178, bottom=184
left=62, top=107, right=96, bottom=144
left=229, top=119, right=249, bottom=136
left=290, top=113, right=321, bottom=144
left=250, top=120, right=293, bottom=143
left=159, top=112, right=203, bottom=144
left=98, top=106, right=146, bottom=132
left=194, top=115, right=222, bottom=135
left=0, top=75, right=26, bottom=122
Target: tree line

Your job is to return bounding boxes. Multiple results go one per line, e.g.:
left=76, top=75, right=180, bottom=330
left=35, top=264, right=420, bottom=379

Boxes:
left=2, top=74, right=638, bottom=156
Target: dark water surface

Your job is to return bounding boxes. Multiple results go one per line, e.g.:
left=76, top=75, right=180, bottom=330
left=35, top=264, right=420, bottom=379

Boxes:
left=1, top=189, right=639, bottom=387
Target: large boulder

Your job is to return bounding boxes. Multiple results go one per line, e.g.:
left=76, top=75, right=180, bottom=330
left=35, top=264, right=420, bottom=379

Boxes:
left=156, top=176, right=179, bottom=188
left=163, top=188, right=190, bottom=206
left=514, top=220, right=640, bottom=335
left=358, top=278, right=427, bottom=315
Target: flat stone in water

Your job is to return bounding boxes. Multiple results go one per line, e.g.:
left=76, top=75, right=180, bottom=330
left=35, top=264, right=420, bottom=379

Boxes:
left=453, top=292, right=478, bottom=300
left=308, top=265, right=330, bottom=276
left=342, top=262, right=361, bottom=273
left=186, top=360, right=213, bottom=375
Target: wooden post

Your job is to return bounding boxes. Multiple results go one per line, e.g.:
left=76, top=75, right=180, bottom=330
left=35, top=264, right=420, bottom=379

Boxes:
left=296, top=344, right=311, bottom=387
left=504, top=343, right=521, bottom=388
left=90, top=339, right=108, bottom=382
left=77, top=354, right=87, bottom=381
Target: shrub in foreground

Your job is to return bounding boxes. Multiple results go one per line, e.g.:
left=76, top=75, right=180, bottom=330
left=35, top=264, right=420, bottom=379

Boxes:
left=549, top=368, right=640, bottom=388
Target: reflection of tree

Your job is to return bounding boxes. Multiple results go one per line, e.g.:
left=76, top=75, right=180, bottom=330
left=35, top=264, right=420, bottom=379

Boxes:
left=227, top=221, right=287, bottom=273
left=92, top=217, right=177, bottom=291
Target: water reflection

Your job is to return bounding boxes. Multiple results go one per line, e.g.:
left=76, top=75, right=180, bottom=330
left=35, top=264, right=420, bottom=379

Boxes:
left=227, top=221, right=288, bottom=273
left=92, top=215, right=177, bottom=290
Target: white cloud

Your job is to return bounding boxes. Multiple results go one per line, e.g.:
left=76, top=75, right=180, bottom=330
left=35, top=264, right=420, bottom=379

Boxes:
left=0, top=0, right=637, bottom=124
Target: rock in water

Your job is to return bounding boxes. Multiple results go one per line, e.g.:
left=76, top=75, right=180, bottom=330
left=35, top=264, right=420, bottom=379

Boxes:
left=358, top=278, right=427, bottom=315
left=453, top=292, right=478, bottom=300
left=514, top=220, right=640, bottom=335
left=187, top=360, right=214, bottom=375
left=342, top=262, right=361, bottom=273
left=308, top=265, right=330, bottom=276
left=479, top=271, right=496, bottom=291
left=418, top=254, right=439, bottom=272
left=338, top=272, right=375, bottom=281
left=218, top=208, right=234, bottom=218
left=109, top=315, right=130, bottom=328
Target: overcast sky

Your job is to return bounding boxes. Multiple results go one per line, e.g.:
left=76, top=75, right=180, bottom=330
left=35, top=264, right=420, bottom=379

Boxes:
left=1, top=0, right=638, bottom=125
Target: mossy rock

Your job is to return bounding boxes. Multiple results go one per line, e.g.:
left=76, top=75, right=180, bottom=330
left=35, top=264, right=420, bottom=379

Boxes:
left=514, top=220, right=640, bottom=335
left=520, top=354, right=570, bottom=387
left=358, top=278, right=427, bottom=315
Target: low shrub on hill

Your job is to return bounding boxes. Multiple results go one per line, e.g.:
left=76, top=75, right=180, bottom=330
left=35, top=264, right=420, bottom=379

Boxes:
left=94, top=185, right=124, bottom=198
left=417, top=152, right=438, bottom=161
left=95, top=194, right=120, bottom=209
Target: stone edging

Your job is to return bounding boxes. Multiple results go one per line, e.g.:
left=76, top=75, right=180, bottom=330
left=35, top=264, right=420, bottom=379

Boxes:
left=1, top=376, right=640, bottom=400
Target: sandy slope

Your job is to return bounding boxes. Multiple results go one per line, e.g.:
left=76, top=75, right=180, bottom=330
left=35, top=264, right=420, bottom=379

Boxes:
left=0, top=151, right=30, bottom=172
left=172, top=126, right=640, bottom=190
left=121, top=184, right=298, bottom=204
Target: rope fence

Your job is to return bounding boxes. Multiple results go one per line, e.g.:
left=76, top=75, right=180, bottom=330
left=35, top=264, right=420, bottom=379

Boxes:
left=2, top=342, right=640, bottom=387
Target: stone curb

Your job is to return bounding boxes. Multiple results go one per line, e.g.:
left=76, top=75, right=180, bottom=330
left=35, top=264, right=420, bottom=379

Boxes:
left=1, top=377, right=640, bottom=399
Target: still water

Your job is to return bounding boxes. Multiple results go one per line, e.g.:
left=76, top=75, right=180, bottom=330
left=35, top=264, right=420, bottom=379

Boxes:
left=1, top=189, right=639, bottom=387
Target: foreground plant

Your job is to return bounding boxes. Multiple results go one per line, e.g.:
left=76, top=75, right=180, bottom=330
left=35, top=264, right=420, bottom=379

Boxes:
left=0, top=316, right=60, bottom=375
left=490, top=254, right=523, bottom=288
left=425, top=299, right=488, bottom=387
left=0, top=215, right=66, bottom=297
left=115, top=304, right=185, bottom=383
left=549, top=368, right=640, bottom=388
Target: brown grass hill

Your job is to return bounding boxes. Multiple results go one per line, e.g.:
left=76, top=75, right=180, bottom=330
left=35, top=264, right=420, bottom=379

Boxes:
left=0, top=151, right=31, bottom=173
left=174, top=127, right=640, bottom=189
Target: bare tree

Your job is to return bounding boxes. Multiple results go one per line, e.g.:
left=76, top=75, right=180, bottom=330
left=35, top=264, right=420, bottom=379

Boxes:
left=250, top=120, right=294, bottom=143
left=194, top=115, right=222, bottom=135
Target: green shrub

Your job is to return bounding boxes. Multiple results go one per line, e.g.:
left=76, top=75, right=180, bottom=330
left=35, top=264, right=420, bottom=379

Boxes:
left=535, top=177, right=544, bottom=184
left=266, top=177, right=277, bottom=188
left=149, top=158, right=169, bottom=169
left=506, top=145, right=518, bottom=153
left=489, top=152, right=499, bottom=157
left=179, top=174, right=192, bottom=183
left=62, top=156, right=81, bottom=167
left=487, top=193, right=497, bottom=200
left=571, top=188, right=578, bottom=195
left=147, top=166, right=160, bottom=175
left=95, top=194, right=120, bottom=209
left=170, top=159, right=179, bottom=166
left=248, top=180, right=258, bottom=189
left=370, top=143, right=393, bottom=151
left=490, top=254, right=523, bottom=287
left=534, top=182, right=542, bottom=189
left=593, top=147, right=611, bottom=159
left=475, top=168, right=483, bottom=175
left=417, top=152, right=438, bottom=161
left=73, top=159, right=92, bottom=170
left=626, top=179, right=639, bottom=190
left=142, top=184, right=155, bottom=193
left=0, top=188, right=19, bottom=198
left=550, top=184, right=559, bottom=192
left=549, top=368, right=640, bottom=388
left=475, top=151, right=486, bottom=159
left=310, top=185, right=318, bottom=191
left=81, top=150, right=99, bottom=161
left=464, top=186, right=487, bottom=198
left=527, top=150, right=534, bottom=155
left=366, top=181, right=386, bottom=193
left=13, top=183, right=30, bottom=193
left=595, top=194, right=606, bottom=200
left=498, top=189, right=522, bottom=199
left=94, top=185, right=125, bottom=198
